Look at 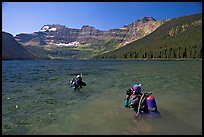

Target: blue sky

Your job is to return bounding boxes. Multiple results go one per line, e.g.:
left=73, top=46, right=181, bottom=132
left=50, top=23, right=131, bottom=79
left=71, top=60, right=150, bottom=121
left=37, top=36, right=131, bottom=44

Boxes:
left=2, top=2, right=202, bottom=36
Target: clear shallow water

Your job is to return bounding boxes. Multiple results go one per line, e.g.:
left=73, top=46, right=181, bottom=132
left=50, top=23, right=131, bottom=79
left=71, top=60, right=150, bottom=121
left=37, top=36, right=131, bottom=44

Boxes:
left=2, top=60, right=202, bottom=135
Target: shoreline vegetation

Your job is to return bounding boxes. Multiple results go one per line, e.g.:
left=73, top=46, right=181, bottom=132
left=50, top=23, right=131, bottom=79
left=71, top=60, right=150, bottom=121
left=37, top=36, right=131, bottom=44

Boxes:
left=2, top=58, right=202, bottom=61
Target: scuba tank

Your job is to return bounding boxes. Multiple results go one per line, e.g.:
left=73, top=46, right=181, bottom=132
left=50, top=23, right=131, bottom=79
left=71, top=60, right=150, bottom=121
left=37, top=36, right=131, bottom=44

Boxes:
left=146, top=95, right=158, bottom=112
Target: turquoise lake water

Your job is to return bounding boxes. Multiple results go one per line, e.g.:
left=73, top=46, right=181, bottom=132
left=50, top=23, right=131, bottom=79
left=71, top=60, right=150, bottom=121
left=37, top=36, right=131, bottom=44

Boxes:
left=2, top=60, right=202, bottom=135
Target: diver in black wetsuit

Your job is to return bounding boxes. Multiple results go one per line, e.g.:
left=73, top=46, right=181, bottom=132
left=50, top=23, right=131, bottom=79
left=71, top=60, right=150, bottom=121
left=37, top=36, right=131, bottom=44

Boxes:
left=124, top=83, right=149, bottom=113
left=75, top=73, right=86, bottom=88
left=70, top=73, right=86, bottom=89
left=124, top=83, right=160, bottom=117
left=130, top=84, right=149, bottom=113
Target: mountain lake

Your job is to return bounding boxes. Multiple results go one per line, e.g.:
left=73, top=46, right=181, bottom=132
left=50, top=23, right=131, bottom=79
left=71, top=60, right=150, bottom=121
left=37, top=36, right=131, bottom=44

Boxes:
left=2, top=60, right=202, bottom=135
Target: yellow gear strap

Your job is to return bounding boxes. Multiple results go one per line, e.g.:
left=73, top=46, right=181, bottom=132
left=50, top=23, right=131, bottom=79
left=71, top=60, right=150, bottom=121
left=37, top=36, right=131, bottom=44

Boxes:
left=136, top=93, right=145, bottom=116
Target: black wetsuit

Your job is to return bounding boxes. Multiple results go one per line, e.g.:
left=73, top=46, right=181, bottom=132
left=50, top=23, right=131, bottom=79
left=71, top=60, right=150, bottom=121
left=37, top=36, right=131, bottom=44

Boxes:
left=76, top=79, right=86, bottom=88
left=70, top=77, right=86, bottom=89
left=126, top=89, right=133, bottom=101
left=124, top=89, right=133, bottom=107
left=130, top=93, right=149, bottom=113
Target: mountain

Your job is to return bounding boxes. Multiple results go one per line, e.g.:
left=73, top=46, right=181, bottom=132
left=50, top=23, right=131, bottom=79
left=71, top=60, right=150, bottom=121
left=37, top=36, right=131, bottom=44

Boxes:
left=14, top=17, right=164, bottom=59
left=2, top=32, right=36, bottom=60
left=94, top=13, right=202, bottom=60
left=118, top=17, right=163, bottom=46
left=5, top=14, right=200, bottom=60
left=15, top=18, right=163, bottom=47
left=2, top=32, right=50, bottom=60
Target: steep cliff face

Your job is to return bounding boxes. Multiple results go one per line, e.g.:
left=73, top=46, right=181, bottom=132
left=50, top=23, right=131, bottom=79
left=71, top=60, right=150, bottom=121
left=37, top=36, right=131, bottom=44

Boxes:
left=14, top=17, right=164, bottom=48
left=15, top=32, right=47, bottom=46
left=119, top=17, right=164, bottom=46
left=76, top=25, right=104, bottom=43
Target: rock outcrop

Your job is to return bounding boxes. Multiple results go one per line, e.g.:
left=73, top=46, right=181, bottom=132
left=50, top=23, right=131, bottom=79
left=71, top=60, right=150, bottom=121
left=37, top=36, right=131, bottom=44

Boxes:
left=14, top=17, right=164, bottom=48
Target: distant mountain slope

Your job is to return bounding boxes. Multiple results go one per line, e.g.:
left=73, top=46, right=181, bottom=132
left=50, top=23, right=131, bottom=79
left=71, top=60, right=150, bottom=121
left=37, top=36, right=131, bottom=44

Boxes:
left=94, top=13, right=202, bottom=59
left=15, top=18, right=163, bottom=48
left=2, top=32, right=50, bottom=60
left=2, top=32, right=37, bottom=60
left=14, top=17, right=164, bottom=59
left=23, top=45, right=50, bottom=60
left=118, top=17, right=164, bottom=47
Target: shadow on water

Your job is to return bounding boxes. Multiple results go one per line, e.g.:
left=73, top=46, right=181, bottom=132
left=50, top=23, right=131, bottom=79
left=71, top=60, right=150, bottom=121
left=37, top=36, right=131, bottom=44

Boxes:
left=133, top=111, right=161, bottom=121
left=132, top=106, right=202, bottom=135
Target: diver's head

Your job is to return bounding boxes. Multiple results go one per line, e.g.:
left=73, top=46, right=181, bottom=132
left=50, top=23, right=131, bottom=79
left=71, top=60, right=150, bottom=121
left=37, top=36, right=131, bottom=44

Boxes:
left=132, top=83, right=141, bottom=94
left=76, top=75, right=82, bottom=81
left=76, top=75, right=81, bottom=78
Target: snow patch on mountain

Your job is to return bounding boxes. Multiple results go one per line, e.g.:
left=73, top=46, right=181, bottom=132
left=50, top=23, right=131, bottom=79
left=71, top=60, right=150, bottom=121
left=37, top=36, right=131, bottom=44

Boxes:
left=55, top=41, right=80, bottom=47
left=49, top=28, right=57, bottom=31
left=39, top=25, right=57, bottom=32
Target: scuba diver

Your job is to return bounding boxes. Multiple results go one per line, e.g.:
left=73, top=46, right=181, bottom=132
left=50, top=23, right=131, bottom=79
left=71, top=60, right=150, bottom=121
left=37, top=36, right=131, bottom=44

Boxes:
left=124, top=83, right=142, bottom=108
left=70, top=73, right=87, bottom=90
left=124, top=83, right=158, bottom=116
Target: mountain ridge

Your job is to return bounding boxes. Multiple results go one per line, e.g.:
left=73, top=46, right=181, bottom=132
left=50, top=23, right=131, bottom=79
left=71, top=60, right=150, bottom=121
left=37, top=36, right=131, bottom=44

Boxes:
left=3, top=13, right=201, bottom=60
left=94, top=13, right=202, bottom=60
left=14, top=16, right=164, bottom=48
left=2, top=31, right=50, bottom=60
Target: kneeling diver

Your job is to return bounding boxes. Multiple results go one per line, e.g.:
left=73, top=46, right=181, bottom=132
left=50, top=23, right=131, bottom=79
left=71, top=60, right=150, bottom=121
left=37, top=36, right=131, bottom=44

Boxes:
left=70, top=73, right=87, bottom=89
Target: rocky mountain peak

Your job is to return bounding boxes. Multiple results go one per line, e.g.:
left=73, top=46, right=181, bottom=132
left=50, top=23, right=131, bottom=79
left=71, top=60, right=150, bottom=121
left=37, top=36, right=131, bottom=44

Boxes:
left=81, top=25, right=96, bottom=31
left=14, top=16, right=163, bottom=48
left=139, top=17, right=156, bottom=23
left=40, top=24, right=66, bottom=32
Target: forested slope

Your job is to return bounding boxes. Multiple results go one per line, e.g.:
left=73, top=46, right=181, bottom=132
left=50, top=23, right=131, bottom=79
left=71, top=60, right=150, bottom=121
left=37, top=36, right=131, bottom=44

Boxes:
left=94, top=13, right=202, bottom=60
